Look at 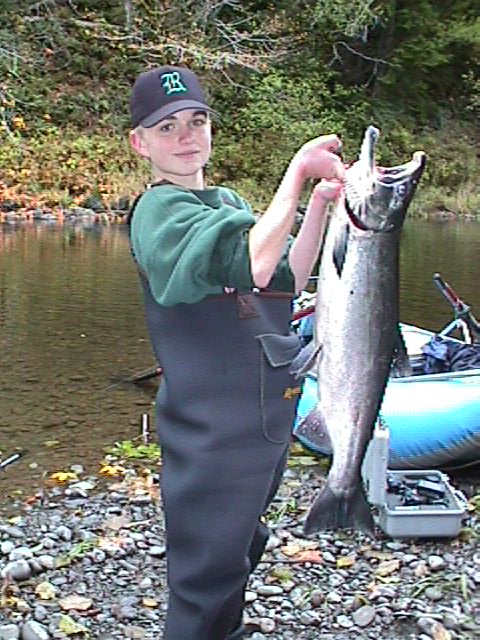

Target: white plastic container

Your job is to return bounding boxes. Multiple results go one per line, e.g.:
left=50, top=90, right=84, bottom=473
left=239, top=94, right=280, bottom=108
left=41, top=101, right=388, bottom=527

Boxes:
left=362, top=422, right=468, bottom=538
left=377, top=469, right=467, bottom=538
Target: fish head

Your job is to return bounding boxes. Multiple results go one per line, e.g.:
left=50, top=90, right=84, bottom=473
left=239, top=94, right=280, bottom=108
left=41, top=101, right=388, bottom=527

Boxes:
left=345, top=126, right=426, bottom=233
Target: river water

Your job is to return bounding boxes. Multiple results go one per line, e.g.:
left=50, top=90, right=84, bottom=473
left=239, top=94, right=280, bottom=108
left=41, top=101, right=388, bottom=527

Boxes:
left=1, top=219, right=479, bottom=500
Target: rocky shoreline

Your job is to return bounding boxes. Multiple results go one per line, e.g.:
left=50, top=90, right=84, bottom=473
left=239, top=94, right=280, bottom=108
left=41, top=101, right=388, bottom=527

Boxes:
left=1, top=204, right=479, bottom=226
left=0, top=452, right=478, bottom=640
left=0, top=206, right=126, bottom=226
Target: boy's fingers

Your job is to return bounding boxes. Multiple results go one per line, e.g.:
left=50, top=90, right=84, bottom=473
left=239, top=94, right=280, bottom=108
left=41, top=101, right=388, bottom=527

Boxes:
left=323, top=152, right=345, bottom=180
left=318, top=134, right=342, bottom=153
left=313, top=179, right=343, bottom=202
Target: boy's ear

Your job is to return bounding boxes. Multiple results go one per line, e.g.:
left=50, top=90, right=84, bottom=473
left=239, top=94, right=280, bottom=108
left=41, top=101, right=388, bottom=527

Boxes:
left=130, top=129, right=149, bottom=159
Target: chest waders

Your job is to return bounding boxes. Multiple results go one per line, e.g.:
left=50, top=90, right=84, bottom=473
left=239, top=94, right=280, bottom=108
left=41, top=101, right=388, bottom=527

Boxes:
left=129, top=201, right=302, bottom=640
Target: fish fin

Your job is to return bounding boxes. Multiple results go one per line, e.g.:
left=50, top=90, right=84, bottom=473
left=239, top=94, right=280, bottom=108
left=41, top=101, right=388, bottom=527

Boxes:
left=303, top=483, right=375, bottom=536
left=333, top=223, right=350, bottom=276
left=289, top=341, right=321, bottom=378
left=294, top=406, right=332, bottom=455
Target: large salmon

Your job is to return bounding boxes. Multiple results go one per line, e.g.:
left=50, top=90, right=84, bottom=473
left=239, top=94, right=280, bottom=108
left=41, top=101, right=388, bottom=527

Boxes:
left=292, top=126, right=426, bottom=535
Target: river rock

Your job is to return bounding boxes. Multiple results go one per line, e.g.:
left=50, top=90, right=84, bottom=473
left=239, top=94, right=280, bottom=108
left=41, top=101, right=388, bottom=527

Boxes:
left=336, top=614, right=354, bottom=629
left=20, top=621, right=50, bottom=640
left=424, top=586, right=443, bottom=601
left=37, top=555, right=56, bottom=570
left=258, top=617, right=276, bottom=633
left=2, top=560, right=32, bottom=581
left=256, top=585, right=284, bottom=596
left=1, top=541, right=15, bottom=556
left=352, top=605, right=376, bottom=627
left=428, top=554, right=445, bottom=571
left=0, top=625, right=20, bottom=640
left=0, top=526, right=25, bottom=539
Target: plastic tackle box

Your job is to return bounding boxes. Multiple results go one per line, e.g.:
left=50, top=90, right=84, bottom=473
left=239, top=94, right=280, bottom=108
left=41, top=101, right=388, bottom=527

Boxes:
left=362, top=423, right=468, bottom=538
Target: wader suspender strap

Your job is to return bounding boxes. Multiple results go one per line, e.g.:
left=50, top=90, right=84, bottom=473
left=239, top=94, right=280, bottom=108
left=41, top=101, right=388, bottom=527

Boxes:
left=236, top=292, right=259, bottom=319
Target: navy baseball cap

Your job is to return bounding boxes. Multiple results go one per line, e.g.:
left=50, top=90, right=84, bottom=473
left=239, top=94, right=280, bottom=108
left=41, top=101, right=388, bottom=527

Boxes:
left=129, top=66, right=215, bottom=129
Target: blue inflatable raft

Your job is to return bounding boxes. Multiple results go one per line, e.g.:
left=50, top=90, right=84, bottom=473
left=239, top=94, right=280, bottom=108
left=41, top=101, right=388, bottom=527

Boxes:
left=294, top=324, right=480, bottom=470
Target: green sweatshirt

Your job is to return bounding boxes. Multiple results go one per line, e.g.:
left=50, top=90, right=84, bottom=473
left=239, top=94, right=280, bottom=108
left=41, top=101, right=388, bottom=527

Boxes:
left=130, top=184, right=294, bottom=307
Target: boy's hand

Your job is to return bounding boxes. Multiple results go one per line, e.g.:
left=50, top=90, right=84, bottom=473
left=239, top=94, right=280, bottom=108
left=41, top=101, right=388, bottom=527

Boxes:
left=294, top=134, right=344, bottom=182
left=312, top=178, right=343, bottom=204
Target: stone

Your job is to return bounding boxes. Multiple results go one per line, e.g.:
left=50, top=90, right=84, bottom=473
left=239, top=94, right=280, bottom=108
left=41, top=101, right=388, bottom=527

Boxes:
left=0, top=624, right=21, bottom=640
left=1, top=541, right=15, bottom=555
left=336, top=614, right=354, bottom=629
left=424, top=586, right=443, bottom=601
left=352, top=605, right=376, bottom=627
left=256, top=585, right=284, bottom=596
left=258, top=617, right=276, bottom=633
left=147, top=545, right=166, bottom=558
left=9, top=547, right=33, bottom=561
left=428, top=555, right=445, bottom=571
left=20, top=621, right=50, bottom=640
left=37, top=555, right=56, bottom=571
left=2, top=560, right=32, bottom=582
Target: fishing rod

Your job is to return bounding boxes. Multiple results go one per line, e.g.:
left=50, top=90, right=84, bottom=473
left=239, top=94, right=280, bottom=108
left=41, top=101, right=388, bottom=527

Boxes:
left=433, top=273, right=480, bottom=342
left=104, top=365, right=162, bottom=391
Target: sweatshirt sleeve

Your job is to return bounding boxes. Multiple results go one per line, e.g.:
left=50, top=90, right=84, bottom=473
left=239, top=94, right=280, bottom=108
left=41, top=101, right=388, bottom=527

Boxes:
left=130, top=185, right=294, bottom=307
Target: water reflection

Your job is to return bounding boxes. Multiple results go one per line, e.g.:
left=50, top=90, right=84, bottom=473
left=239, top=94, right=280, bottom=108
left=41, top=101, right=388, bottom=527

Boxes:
left=0, top=222, right=155, bottom=498
left=400, top=219, right=480, bottom=331
left=0, top=219, right=479, bottom=498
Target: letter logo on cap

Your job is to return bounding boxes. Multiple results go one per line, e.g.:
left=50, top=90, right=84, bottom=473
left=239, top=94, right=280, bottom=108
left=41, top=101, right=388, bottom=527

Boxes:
left=160, top=71, right=187, bottom=95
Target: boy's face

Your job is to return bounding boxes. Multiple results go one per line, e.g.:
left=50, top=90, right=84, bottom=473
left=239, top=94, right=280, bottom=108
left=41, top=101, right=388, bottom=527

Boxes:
left=130, top=109, right=212, bottom=183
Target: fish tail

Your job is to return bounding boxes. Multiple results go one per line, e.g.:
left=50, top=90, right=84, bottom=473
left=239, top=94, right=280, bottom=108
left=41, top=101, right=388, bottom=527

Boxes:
left=303, top=483, right=374, bottom=536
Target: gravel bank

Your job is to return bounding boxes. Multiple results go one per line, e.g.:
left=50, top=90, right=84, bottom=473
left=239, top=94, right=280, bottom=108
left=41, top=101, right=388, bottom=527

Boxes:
left=0, top=456, right=478, bottom=640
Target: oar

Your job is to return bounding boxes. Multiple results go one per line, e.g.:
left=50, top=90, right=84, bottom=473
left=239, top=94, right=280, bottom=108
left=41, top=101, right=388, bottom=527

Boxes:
left=433, top=273, right=480, bottom=342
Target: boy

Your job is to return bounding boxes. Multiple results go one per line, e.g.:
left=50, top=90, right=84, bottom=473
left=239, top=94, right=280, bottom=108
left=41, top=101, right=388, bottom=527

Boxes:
left=128, top=65, right=343, bottom=639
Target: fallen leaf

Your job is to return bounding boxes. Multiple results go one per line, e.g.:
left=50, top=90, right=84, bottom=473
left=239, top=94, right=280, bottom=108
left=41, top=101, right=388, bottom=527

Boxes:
left=337, top=555, right=356, bottom=569
left=281, top=544, right=302, bottom=557
left=375, top=559, right=400, bottom=577
left=58, top=615, right=89, bottom=636
left=98, top=536, right=126, bottom=551
left=2, top=596, right=20, bottom=608
left=99, top=464, right=126, bottom=477
left=15, top=599, right=30, bottom=612
left=58, top=595, right=93, bottom=611
left=280, top=540, right=318, bottom=557
left=50, top=471, right=78, bottom=483
left=142, top=597, right=159, bottom=608
left=293, top=550, right=323, bottom=564
left=35, top=581, right=56, bottom=600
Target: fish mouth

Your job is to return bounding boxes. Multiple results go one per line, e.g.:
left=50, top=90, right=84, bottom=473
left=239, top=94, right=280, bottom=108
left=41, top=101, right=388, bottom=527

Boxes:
left=344, top=127, right=427, bottom=233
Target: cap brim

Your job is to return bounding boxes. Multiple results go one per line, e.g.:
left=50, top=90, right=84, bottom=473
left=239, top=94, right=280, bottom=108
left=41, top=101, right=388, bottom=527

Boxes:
left=140, top=100, right=218, bottom=128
